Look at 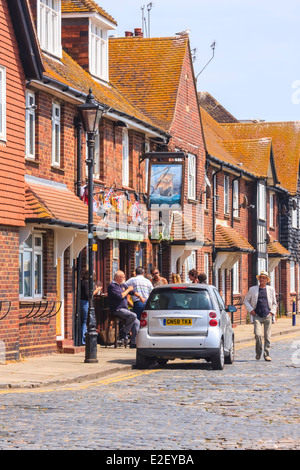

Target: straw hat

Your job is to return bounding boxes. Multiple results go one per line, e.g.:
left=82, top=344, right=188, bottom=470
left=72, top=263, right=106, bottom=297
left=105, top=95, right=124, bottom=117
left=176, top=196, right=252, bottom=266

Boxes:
left=256, top=270, right=271, bottom=282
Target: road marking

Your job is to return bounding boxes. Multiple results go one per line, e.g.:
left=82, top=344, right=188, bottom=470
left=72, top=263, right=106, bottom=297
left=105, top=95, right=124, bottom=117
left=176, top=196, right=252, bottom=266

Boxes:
left=0, top=332, right=299, bottom=395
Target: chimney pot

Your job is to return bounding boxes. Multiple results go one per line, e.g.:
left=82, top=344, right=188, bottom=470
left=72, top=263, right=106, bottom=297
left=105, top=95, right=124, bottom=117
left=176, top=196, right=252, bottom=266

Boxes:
left=134, top=28, right=143, bottom=37
left=125, top=31, right=133, bottom=37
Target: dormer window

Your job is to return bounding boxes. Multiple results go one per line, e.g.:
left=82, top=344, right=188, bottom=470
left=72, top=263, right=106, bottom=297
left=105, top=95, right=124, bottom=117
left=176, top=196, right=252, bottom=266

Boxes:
left=89, top=19, right=108, bottom=81
left=38, top=0, right=62, bottom=58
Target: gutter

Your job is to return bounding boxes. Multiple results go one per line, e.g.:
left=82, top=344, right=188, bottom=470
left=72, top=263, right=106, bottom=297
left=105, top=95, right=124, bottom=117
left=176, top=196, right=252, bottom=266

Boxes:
left=27, top=76, right=170, bottom=141
left=25, top=218, right=113, bottom=233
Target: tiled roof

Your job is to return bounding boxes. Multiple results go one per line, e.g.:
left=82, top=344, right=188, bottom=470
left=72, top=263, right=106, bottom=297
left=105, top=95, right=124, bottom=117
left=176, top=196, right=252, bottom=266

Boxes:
left=61, top=0, right=117, bottom=25
left=215, top=224, right=255, bottom=252
left=198, top=92, right=238, bottom=123
left=200, top=107, right=273, bottom=178
left=42, top=51, right=165, bottom=133
left=267, top=235, right=290, bottom=257
left=221, top=122, right=300, bottom=195
left=25, top=180, right=90, bottom=226
left=170, top=212, right=212, bottom=245
left=109, top=36, right=189, bottom=131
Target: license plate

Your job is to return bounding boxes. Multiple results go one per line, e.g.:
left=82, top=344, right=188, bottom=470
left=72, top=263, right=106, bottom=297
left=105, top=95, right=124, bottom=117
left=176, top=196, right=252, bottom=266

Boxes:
left=163, top=318, right=192, bottom=326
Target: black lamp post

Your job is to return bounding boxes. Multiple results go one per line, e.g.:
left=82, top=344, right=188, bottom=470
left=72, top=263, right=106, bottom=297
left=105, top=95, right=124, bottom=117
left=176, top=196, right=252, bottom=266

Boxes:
left=78, top=89, right=104, bottom=363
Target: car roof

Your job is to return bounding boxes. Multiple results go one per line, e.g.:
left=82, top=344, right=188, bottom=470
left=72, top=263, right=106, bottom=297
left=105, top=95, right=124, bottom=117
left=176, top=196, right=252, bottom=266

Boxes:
left=152, top=283, right=212, bottom=290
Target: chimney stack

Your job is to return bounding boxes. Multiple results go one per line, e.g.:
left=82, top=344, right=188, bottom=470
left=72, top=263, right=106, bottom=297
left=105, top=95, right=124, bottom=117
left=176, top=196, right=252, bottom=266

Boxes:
left=134, top=28, right=143, bottom=37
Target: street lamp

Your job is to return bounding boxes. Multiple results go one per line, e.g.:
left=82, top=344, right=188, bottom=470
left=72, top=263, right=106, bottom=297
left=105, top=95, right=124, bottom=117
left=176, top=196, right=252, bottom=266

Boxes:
left=78, top=89, right=104, bottom=363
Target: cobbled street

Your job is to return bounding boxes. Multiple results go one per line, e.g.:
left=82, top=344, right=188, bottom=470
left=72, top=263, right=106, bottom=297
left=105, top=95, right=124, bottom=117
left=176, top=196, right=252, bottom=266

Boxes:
left=0, top=335, right=299, bottom=451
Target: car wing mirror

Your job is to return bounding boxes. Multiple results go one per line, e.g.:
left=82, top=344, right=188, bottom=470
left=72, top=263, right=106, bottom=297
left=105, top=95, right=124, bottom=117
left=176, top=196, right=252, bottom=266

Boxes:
left=227, top=305, right=237, bottom=313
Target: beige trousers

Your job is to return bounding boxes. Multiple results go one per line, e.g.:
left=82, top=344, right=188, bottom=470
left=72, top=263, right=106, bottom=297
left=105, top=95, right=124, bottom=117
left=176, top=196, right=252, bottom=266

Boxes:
left=253, top=315, right=272, bottom=358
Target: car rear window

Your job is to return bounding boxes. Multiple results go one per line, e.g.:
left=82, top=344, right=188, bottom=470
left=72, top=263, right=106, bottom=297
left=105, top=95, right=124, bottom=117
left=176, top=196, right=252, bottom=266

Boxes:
left=146, top=288, right=212, bottom=310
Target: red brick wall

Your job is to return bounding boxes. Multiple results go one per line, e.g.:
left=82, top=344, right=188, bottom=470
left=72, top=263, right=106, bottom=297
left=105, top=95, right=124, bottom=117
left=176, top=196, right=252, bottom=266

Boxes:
left=0, top=227, right=20, bottom=361
left=62, top=17, right=89, bottom=72
left=25, top=91, right=78, bottom=192
left=0, top=0, right=26, bottom=226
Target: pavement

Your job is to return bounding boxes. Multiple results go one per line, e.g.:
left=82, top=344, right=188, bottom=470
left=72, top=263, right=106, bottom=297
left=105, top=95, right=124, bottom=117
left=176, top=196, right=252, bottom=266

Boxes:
left=0, top=316, right=299, bottom=390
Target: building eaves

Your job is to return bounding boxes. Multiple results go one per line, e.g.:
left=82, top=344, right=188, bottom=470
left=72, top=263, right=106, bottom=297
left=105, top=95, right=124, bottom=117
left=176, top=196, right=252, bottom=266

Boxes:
left=61, top=0, right=117, bottom=25
left=7, top=0, right=44, bottom=80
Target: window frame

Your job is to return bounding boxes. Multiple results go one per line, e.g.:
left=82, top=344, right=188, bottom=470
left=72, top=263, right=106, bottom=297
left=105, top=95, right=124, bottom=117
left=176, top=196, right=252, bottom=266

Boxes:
left=188, top=153, right=196, bottom=200
left=25, top=91, right=36, bottom=160
left=269, top=192, right=274, bottom=228
left=51, top=102, right=61, bottom=167
left=19, top=233, right=43, bottom=299
left=89, top=19, right=108, bottom=81
left=290, top=260, right=295, bottom=293
left=224, top=175, right=230, bottom=215
left=233, top=179, right=239, bottom=218
left=257, top=181, right=266, bottom=221
left=0, top=65, right=6, bottom=142
left=37, top=0, right=62, bottom=58
left=232, top=261, right=240, bottom=294
left=122, top=128, right=129, bottom=187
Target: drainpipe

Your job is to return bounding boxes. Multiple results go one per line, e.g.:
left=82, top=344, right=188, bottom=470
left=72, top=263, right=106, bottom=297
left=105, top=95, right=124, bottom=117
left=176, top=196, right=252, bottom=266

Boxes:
left=212, top=164, right=223, bottom=285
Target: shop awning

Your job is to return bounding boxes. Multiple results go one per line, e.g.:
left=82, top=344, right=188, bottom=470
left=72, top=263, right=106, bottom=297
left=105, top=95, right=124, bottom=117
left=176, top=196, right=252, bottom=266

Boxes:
left=170, top=212, right=212, bottom=246
left=215, top=224, right=255, bottom=253
left=267, top=235, right=290, bottom=258
left=24, top=176, right=108, bottom=232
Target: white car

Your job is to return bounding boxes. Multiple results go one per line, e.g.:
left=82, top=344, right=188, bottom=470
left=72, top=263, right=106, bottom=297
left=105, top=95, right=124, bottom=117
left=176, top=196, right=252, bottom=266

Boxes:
left=136, top=284, right=236, bottom=370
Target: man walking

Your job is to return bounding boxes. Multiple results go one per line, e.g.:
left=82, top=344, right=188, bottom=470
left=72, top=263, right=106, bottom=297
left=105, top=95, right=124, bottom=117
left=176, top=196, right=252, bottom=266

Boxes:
left=107, top=271, right=141, bottom=348
left=244, top=271, right=277, bottom=361
left=126, top=267, right=153, bottom=320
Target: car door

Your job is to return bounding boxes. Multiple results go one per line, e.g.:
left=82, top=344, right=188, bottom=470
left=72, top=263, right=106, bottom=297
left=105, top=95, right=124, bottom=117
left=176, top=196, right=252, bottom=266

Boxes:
left=212, top=288, right=231, bottom=350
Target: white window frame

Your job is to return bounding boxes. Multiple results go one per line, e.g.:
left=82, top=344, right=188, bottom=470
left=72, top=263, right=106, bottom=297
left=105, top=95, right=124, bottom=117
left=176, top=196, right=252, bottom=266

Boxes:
left=37, top=0, right=62, bottom=58
left=224, top=175, right=230, bottom=214
left=51, top=102, right=61, bottom=167
left=144, top=138, right=150, bottom=192
left=93, top=131, right=100, bottom=179
left=0, top=65, right=6, bottom=142
left=269, top=193, right=274, bottom=228
left=122, top=128, right=129, bottom=187
left=290, top=260, right=295, bottom=293
left=185, top=251, right=196, bottom=282
left=233, top=179, right=239, bottom=218
left=232, top=261, right=240, bottom=294
left=89, top=20, right=108, bottom=81
left=292, top=198, right=298, bottom=229
left=25, top=91, right=36, bottom=159
left=258, top=182, right=266, bottom=221
left=204, top=253, right=209, bottom=281
left=19, top=234, right=43, bottom=299
left=188, top=154, right=196, bottom=200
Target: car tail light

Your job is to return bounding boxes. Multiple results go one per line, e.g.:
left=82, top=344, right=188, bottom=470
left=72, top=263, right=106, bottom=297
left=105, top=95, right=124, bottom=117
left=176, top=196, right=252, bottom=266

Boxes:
left=209, top=311, right=217, bottom=318
left=140, top=311, right=147, bottom=328
left=209, top=319, right=218, bottom=327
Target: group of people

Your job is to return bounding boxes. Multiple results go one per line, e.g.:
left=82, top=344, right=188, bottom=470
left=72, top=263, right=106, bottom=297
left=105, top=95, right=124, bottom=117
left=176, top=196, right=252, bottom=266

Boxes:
left=81, top=266, right=278, bottom=361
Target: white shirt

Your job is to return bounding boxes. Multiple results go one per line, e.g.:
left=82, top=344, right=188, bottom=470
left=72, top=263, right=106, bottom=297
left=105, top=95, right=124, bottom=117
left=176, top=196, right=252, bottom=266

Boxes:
left=126, top=275, right=153, bottom=303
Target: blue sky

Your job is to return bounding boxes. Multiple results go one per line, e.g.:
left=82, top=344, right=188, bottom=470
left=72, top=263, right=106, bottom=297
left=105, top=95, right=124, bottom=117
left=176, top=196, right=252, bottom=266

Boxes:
left=98, top=0, right=300, bottom=122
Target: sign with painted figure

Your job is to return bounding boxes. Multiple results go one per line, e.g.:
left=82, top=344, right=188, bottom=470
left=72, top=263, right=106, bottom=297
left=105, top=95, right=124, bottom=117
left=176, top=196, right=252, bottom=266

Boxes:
left=148, top=161, right=184, bottom=210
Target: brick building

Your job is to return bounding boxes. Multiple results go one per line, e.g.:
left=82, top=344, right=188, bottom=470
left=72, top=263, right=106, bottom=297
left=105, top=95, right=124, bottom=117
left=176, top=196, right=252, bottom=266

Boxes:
left=0, top=0, right=44, bottom=360
left=200, top=93, right=294, bottom=320
left=109, top=32, right=207, bottom=282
